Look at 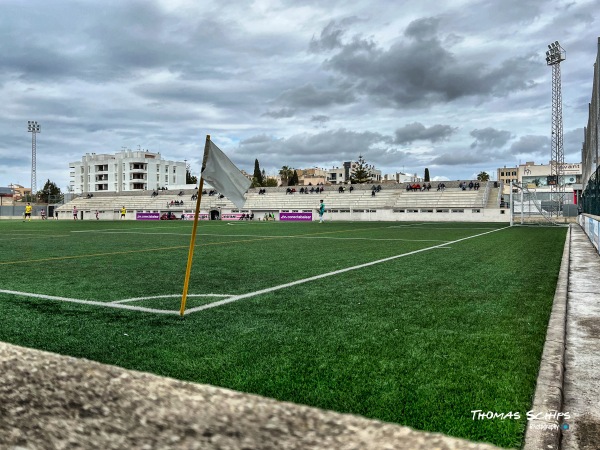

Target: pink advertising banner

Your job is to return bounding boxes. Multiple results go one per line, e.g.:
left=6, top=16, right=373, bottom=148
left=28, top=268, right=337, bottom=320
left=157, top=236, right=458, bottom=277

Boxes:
left=279, top=212, right=313, bottom=221
left=136, top=212, right=160, bottom=220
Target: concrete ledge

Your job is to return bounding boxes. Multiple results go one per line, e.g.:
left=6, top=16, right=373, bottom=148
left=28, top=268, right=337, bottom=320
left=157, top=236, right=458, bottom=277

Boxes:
left=522, top=225, right=570, bottom=450
left=0, top=342, right=502, bottom=450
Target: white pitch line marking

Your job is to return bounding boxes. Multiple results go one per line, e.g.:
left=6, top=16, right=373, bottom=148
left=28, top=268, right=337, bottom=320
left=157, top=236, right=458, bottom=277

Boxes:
left=111, top=294, right=232, bottom=304
left=83, top=230, right=451, bottom=242
left=0, top=289, right=180, bottom=315
left=184, top=226, right=508, bottom=314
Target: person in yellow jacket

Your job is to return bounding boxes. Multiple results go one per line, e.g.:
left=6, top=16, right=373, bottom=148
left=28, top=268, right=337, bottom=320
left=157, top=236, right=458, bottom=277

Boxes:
left=24, top=203, right=32, bottom=222
left=120, top=206, right=126, bottom=220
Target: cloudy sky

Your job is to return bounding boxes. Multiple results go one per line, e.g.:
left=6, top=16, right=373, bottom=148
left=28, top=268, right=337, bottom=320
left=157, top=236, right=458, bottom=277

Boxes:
left=1, top=0, right=598, bottom=190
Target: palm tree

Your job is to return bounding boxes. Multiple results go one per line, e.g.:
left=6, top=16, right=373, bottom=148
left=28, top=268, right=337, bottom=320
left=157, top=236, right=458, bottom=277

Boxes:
left=279, top=166, right=294, bottom=186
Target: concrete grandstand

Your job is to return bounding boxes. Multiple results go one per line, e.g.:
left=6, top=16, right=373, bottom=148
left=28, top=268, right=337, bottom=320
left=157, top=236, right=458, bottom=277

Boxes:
left=54, top=181, right=507, bottom=222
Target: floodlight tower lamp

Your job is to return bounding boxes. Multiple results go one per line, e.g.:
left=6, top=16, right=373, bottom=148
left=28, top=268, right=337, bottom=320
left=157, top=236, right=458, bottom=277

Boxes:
left=27, top=121, right=41, bottom=196
left=545, top=40, right=565, bottom=218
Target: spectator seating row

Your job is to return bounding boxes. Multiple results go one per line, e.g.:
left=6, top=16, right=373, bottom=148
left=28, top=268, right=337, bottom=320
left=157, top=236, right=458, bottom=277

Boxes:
left=56, top=182, right=491, bottom=213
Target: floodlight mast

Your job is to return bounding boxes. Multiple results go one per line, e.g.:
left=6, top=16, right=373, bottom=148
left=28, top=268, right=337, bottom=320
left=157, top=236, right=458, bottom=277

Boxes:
left=545, top=41, right=566, bottom=218
left=27, top=121, right=41, bottom=197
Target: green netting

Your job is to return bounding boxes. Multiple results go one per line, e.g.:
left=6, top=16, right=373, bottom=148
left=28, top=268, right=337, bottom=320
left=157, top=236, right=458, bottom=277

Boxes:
left=582, top=166, right=600, bottom=216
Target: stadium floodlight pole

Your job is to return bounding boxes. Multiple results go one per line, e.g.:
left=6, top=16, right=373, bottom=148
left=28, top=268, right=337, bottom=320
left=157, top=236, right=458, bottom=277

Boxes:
left=27, top=121, right=41, bottom=197
left=545, top=41, right=566, bottom=218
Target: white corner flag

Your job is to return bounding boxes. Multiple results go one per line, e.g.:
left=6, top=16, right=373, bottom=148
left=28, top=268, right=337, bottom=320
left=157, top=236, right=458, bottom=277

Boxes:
left=180, top=135, right=251, bottom=316
left=202, top=139, right=251, bottom=209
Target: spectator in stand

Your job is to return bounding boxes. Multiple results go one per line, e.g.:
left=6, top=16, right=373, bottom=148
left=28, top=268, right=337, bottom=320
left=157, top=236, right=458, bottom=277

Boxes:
left=349, top=185, right=354, bottom=193
left=468, top=181, right=474, bottom=190
left=371, top=189, right=376, bottom=197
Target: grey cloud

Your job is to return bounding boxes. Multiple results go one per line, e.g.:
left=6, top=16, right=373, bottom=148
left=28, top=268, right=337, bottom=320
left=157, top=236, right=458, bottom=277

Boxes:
left=509, top=135, right=550, bottom=155
left=237, top=128, right=393, bottom=169
left=276, top=84, right=356, bottom=108
left=564, top=127, right=585, bottom=157
left=309, top=21, right=346, bottom=53
left=470, top=128, right=512, bottom=149
left=395, top=122, right=457, bottom=145
left=309, top=17, right=363, bottom=53
left=262, top=108, right=296, bottom=119
left=405, top=17, right=440, bottom=41
left=311, top=115, right=330, bottom=124
left=320, top=16, right=539, bottom=108
left=429, top=150, right=508, bottom=166
left=240, top=134, right=275, bottom=145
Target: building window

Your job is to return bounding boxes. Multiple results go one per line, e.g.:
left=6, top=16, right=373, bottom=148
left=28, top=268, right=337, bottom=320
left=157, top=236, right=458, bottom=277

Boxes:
left=165, top=175, right=168, bottom=183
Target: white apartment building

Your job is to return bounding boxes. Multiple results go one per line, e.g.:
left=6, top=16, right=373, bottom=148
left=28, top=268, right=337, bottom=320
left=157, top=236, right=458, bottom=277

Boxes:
left=69, top=150, right=186, bottom=194
left=383, top=172, right=421, bottom=183
left=327, top=162, right=382, bottom=184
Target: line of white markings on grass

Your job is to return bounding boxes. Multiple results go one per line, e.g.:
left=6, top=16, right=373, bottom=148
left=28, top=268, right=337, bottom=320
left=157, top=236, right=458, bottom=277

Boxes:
left=1, top=226, right=509, bottom=316
left=74, top=230, right=451, bottom=242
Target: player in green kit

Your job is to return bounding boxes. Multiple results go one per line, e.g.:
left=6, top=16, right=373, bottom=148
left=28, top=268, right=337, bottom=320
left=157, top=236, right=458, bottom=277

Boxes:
left=318, top=199, right=325, bottom=223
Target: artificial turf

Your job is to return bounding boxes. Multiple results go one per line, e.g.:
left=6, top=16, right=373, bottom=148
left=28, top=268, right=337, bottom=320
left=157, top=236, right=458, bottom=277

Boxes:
left=0, top=220, right=566, bottom=448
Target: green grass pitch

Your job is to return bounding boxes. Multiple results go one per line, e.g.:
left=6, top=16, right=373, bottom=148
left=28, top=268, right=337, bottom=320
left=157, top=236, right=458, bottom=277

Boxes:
left=0, top=219, right=566, bottom=448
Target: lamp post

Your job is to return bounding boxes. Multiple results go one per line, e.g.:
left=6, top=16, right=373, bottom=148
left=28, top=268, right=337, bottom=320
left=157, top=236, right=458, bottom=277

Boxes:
left=545, top=41, right=566, bottom=218
left=27, top=121, right=41, bottom=197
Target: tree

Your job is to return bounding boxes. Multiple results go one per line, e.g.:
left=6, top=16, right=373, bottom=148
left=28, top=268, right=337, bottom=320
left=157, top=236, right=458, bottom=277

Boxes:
left=279, top=166, right=294, bottom=186
left=185, top=164, right=198, bottom=185
left=37, top=179, right=62, bottom=203
left=424, top=168, right=430, bottom=182
left=289, top=170, right=299, bottom=186
left=477, top=171, right=490, bottom=181
left=252, top=159, right=264, bottom=186
left=349, top=155, right=372, bottom=184
left=265, top=178, right=278, bottom=187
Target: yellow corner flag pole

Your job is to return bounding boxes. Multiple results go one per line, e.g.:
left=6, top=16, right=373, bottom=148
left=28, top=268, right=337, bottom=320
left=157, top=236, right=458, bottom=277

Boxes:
left=180, top=135, right=211, bottom=317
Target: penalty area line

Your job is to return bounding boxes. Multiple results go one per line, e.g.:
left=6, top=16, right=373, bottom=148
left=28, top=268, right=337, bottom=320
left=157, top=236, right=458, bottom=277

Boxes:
left=184, top=226, right=509, bottom=315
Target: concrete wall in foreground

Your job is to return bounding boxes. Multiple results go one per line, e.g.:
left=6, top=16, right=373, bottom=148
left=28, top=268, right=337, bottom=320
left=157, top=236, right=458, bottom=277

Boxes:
left=0, top=342, right=503, bottom=450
